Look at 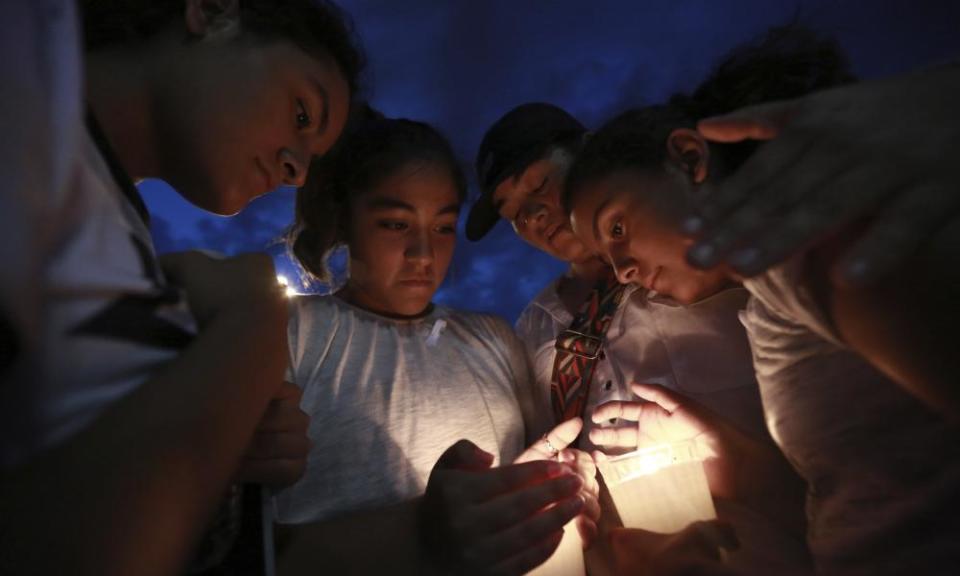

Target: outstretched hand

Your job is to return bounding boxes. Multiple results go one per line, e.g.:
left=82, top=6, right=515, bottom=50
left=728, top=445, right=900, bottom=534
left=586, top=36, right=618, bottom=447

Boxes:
left=687, top=64, right=960, bottom=286
left=514, top=418, right=601, bottom=547
left=590, top=384, right=735, bottom=498
left=420, top=439, right=586, bottom=575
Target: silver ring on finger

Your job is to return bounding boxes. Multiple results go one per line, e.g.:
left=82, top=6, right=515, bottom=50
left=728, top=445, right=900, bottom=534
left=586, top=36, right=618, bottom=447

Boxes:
left=541, top=433, right=560, bottom=458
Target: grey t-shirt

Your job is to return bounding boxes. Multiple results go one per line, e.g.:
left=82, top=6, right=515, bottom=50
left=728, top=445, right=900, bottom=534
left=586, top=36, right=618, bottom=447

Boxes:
left=273, top=295, right=546, bottom=524
left=742, top=257, right=960, bottom=576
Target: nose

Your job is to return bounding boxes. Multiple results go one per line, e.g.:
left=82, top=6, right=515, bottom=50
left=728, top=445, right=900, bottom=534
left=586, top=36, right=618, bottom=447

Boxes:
left=610, top=248, right=641, bottom=285
left=278, top=146, right=309, bottom=187
left=405, top=230, right=435, bottom=266
left=517, top=202, right=549, bottom=231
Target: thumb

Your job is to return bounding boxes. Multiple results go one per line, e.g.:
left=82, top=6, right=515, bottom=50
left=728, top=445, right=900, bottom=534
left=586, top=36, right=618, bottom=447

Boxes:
left=696, top=98, right=799, bottom=143
left=435, top=439, right=495, bottom=471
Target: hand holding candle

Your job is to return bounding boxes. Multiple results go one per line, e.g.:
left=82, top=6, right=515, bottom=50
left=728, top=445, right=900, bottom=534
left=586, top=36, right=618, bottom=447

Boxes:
left=419, top=439, right=586, bottom=575
left=590, top=383, right=737, bottom=499
left=515, top=417, right=601, bottom=547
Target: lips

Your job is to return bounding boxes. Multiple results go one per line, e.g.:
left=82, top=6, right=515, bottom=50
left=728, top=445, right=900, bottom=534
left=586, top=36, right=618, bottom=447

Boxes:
left=642, top=267, right=662, bottom=291
left=398, top=277, right=433, bottom=288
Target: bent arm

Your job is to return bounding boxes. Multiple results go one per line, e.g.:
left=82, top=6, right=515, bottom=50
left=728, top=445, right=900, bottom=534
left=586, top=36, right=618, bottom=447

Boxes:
left=811, top=217, right=960, bottom=420
left=0, top=299, right=287, bottom=576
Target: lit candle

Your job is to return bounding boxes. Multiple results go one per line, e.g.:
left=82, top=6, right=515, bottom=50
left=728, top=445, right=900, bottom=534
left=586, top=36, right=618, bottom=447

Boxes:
left=597, top=440, right=715, bottom=533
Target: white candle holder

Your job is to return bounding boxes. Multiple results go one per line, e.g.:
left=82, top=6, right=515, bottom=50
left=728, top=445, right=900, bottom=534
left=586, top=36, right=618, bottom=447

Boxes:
left=598, top=440, right=716, bottom=533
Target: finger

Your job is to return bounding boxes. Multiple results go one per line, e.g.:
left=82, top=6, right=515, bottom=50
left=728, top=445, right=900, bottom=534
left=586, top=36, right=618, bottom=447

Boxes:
left=690, top=136, right=849, bottom=269
left=576, top=514, right=599, bottom=548
left=256, top=403, right=310, bottom=434
left=237, top=458, right=306, bottom=487
left=486, top=530, right=564, bottom=576
left=514, top=418, right=583, bottom=464
left=435, top=439, right=496, bottom=472
left=472, top=495, right=583, bottom=566
left=546, top=417, right=583, bottom=452
left=836, top=183, right=958, bottom=287
left=560, top=449, right=597, bottom=486
left=460, top=459, right=574, bottom=502
left=245, top=432, right=311, bottom=460
left=696, top=98, right=800, bottom=143
left=692, top=520, right=740, bottom=552
left=578, top=487, right=601, bottom=523
left=724, top=159, right=913, bottom=277
left=591, top=401, right=643, bottom=423
left=588, top=425, right=638, bottom=448
left=631, top=383, right=683, bottom=413
left=469, top=474, right=583, bottom=535
left=274, top=381, right=303, bottom=401
left=686, top=129, right=820, bottom=267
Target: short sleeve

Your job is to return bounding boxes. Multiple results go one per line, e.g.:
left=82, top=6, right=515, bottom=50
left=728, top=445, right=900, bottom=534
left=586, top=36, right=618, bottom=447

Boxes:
left=495, top=318, right=552, bottom=444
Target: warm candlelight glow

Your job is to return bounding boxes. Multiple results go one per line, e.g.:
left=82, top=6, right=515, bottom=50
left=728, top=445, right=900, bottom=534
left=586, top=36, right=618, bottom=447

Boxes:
left=598, top=440, right=716, bottom=534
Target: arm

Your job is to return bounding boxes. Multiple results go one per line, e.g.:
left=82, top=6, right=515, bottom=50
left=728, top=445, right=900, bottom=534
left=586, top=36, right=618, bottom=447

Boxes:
left=809, top=218, right=960, bottom=420
left=0, top=253, right=288, bottom=576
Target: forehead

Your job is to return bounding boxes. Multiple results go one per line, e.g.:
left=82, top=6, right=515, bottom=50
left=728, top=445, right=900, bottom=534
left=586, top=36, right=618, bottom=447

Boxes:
left=491, top=152, right=567, bottom=206
left=361, top=163, right=461, bottom=211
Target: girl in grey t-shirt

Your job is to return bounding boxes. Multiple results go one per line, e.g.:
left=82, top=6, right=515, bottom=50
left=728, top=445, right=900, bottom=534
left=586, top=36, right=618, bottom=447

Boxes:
left=272, top=117, right=600, bottom=575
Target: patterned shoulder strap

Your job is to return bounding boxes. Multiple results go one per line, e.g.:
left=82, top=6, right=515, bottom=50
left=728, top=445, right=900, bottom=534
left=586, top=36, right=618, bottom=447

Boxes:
left=549, top=271, right=629, bottom=424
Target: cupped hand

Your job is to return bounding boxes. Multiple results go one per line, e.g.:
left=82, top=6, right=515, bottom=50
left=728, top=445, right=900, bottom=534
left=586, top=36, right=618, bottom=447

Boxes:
left=420, top=439, right=586, bottom=575
left=514, top=418, right=601, bottom=547
left=590, top=383, right=737, bottom=498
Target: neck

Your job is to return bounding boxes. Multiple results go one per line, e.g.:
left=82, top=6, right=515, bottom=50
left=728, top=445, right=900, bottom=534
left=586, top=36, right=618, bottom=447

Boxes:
left=336, top=284, right=433, bottom=321
left=84, top=46, right=160, bottom=181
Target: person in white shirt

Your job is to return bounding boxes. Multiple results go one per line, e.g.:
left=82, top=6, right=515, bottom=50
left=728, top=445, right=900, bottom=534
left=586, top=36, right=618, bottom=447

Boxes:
left=273, top=116, right=600, bottom=576
left=564, top=25, right=960, bottom=576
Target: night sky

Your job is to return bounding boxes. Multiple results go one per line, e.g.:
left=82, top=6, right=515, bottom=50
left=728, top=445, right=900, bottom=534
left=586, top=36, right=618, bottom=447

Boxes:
left=142, top=0, right=960, bottom=323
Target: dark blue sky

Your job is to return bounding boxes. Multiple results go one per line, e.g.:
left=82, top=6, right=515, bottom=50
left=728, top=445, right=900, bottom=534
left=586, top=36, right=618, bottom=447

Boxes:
left=143, top=0, right=960, bottom=323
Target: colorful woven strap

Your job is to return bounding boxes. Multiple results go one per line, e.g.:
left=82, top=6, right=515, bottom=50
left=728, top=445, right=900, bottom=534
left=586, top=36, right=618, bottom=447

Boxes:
left=550, top=271, right=629, bottom=424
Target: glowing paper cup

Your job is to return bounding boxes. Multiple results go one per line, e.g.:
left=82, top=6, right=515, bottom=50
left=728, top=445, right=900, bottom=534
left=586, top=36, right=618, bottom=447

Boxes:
left=597, top=441, right=716, bottom=533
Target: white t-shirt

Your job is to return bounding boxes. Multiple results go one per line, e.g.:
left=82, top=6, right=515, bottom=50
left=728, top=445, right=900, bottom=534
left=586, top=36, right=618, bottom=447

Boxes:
left=0, top=3, right=196, bottom=467
left=515, top=279, right=766, bottom=450
left=742, top=257, right=960, bottom=576
left=273, top=295, right=546, bottom=524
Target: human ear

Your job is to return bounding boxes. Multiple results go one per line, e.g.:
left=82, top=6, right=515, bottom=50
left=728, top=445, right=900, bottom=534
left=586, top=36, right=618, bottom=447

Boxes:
left=184, top=0, right=240, bottom=38
left=666, top=128, right=710, bottom=185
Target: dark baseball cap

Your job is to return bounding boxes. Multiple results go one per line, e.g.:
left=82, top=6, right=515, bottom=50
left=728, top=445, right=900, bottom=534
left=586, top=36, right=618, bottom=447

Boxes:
left=466, top=103, right=586, bottom=241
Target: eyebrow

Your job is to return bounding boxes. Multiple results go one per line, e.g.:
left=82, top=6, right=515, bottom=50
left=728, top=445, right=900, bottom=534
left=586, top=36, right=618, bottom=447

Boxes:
left=367, top=196, right=461, bottom=217
left=592, top=197, right=613, bottom=245
left=367, top=196, right=416, bottom=212
left=311, top=78, right=330, bottom=134
left=437, top=203, right=461, bottom=216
